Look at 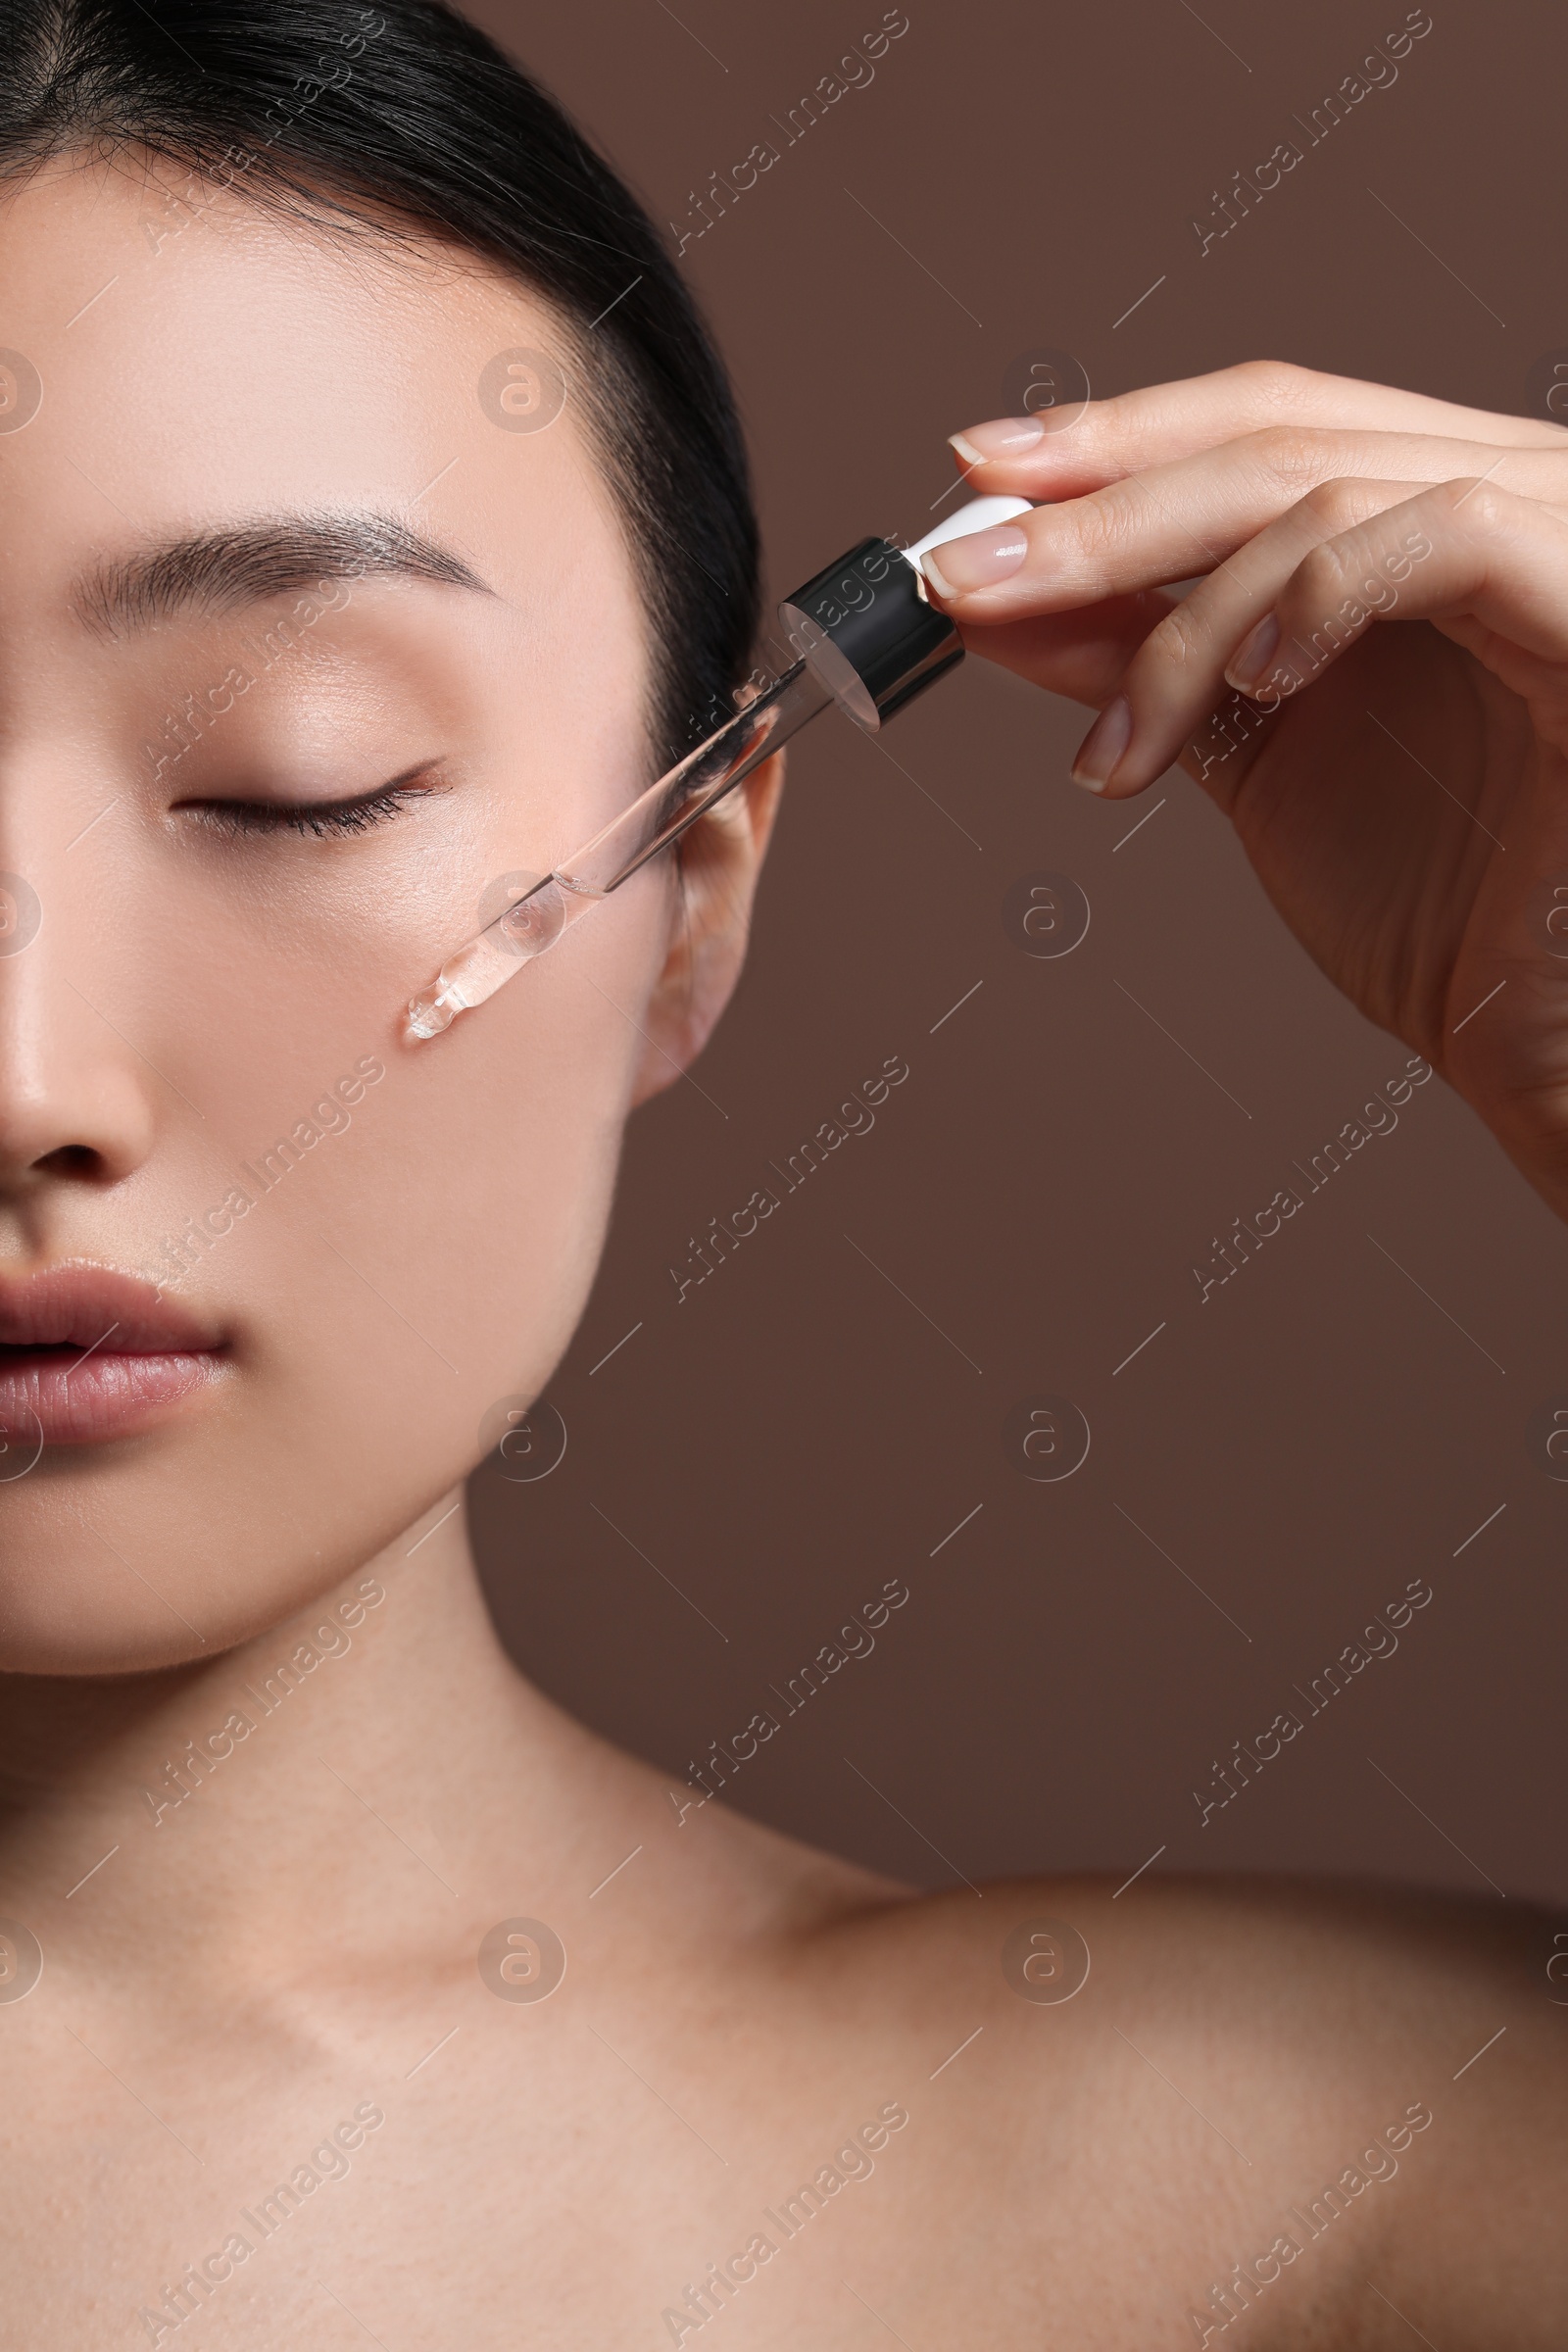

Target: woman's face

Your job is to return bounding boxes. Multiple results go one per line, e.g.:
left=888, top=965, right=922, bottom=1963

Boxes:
left=0, top=157, right=766, bottom=1674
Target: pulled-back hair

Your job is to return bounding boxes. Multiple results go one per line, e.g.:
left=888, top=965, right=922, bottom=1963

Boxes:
left=0, top=0, right=760, bottom=764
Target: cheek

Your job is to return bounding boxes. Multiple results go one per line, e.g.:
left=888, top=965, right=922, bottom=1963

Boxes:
left=338, top=890, right=656, bottom=1351
left=234, top=860, right=662, bottom=1480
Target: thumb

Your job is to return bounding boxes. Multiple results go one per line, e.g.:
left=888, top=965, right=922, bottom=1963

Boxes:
left=954, top=586, right=1177, bottom=712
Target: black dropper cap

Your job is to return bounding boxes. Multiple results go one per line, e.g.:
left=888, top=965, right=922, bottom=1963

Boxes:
left=777, top=537, right=960, bottom=732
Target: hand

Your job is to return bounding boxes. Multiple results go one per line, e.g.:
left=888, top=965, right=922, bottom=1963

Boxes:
left=925, top=361, right=1568, bottom=1220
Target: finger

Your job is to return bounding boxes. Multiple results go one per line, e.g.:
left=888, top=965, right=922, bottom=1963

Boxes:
left=947, top=359, right=1568, bottom=504
left=955, top=587, right=1177, bottom=711
left=917, top=434, right=1568, bottom=623
left=1225, top=478, right=1568, bottom=709
left=1064, top=476, right=1432, bottom=797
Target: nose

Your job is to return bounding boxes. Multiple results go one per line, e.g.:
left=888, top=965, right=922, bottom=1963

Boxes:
left=0, top=861, right=159, bottom=1197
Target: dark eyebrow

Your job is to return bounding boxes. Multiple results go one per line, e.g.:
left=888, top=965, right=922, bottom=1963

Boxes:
left=72, top=509, right=494, bottom=635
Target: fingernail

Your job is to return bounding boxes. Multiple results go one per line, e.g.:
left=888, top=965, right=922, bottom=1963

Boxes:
left=949, top=416, right=1047, bottom=466
left=1070, top=695, right=1132, bottom=791
left=1225, top=612, right=1280, bottom=692
left=918, top=523, right=1029, bottom=598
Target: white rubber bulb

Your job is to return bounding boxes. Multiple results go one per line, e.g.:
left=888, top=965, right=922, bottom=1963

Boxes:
left=901, top=493, right=1032, bottom=571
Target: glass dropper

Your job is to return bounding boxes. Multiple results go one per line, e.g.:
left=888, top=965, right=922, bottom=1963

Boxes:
left=405, top=657, right=831, bottom=1040
left=404, top=493, right=1030, bottom=1044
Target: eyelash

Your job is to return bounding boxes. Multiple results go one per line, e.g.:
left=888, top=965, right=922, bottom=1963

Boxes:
left=184, top=774, right=447, bottom=840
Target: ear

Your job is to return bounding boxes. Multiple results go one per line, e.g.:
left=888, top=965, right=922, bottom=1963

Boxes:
left=629, top=751, right=786, bottom=1109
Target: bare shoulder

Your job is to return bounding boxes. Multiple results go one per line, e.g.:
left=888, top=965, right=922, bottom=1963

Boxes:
left=774, top=1869, right=1568, bottom=2347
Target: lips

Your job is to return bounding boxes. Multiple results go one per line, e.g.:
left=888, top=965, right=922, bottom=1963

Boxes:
left=0, top=1264, right=228, bottom=1446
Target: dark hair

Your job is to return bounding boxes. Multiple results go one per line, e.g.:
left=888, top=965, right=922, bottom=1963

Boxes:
left=0, top=0, right=760, bottom=766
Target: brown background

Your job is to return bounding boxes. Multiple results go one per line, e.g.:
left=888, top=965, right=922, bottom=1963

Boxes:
left=463, top=0, right=1568, bottom=1908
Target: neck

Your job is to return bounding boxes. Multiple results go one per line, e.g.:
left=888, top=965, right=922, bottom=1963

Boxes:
left=0, top=1491, right=603, bottom=2010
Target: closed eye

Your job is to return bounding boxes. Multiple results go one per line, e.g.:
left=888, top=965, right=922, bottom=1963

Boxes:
left=178, top=765, right=453, bottom=840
